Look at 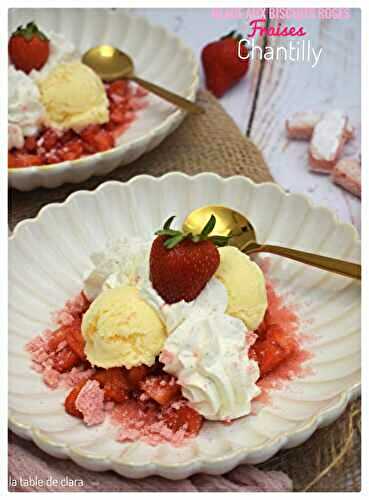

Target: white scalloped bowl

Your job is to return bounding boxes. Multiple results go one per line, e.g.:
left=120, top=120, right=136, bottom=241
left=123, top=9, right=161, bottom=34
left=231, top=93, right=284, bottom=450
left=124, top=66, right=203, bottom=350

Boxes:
left=8, top=9, right=199, bottom=191
left=9, top=173, right=361, bottom=479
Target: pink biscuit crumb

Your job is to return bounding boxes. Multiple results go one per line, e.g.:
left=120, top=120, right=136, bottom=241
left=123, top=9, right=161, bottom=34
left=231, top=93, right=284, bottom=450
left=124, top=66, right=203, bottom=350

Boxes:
left=43, top=367, right=60, bottom=389
left=75, top=380, right=105, bottom=426
left=61, top=366, right=95, bottom=388
left=331, top=158, right=361, bottom=198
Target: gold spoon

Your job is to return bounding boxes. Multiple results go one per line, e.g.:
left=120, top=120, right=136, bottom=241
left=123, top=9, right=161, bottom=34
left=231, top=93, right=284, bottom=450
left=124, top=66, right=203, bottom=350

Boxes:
left=183, top=205, right=361, bottom=280
left=82, top=45, right=204, bottom=115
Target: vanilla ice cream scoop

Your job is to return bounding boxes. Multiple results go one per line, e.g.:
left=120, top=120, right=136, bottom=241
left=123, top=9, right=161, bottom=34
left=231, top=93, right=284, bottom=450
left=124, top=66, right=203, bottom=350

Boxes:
left=38, top=61, right=109, bottom=132
left=82, top=286, right=166, bottom=369
left=215, top=246, right=267, bottom=330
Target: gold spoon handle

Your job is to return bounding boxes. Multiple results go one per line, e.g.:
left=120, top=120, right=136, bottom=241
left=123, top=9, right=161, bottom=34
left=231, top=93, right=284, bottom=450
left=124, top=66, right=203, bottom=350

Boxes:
left=130, top=75, right=204, bottom=114
left=247, top=243, right=361, bottom=280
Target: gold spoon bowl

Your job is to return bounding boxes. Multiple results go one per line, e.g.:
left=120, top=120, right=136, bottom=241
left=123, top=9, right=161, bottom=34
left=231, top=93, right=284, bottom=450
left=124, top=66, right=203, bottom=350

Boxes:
left=82, top=45, right=204, bottom=115
left=183, top=205, right=361, bottom=280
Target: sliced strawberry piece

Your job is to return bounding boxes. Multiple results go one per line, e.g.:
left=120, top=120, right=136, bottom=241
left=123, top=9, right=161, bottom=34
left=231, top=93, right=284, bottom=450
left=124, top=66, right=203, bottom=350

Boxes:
left=110, top=107, right=127, bottom=125
left=91, top=369, right=109, bottom=386
left=53, top=346, right=80, bottom=373
left=103, top=367, right=130, bottom=403
left=64, top=380, right=86, bottom=418
left=64, top=319, right=85, bottom=360
left=80, top=124, right=100, bottom=145
left=46, top=327, right=67, bottom=353
left=250, top=325, right=297, bottom=377
left=140, top=374, right=181, bottom=406
left=59, top=129, right=77, bottom=144
left=42, top=129, right=59, bottom=151
left=43, top=150, right=62, bottom=164
left=8, top=152, right=42, bottom=168
left=24, top=136, right=38, bottom=152
left=126, top=365, right=150, bottom=388
left=163, top=404, right=203, bottom=435
left=92, top=130, right=115, bottom=152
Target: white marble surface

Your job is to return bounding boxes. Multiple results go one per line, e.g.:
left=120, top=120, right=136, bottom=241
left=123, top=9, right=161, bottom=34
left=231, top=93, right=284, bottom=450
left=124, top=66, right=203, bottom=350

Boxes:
left=130, top=8, right=361, bottom=232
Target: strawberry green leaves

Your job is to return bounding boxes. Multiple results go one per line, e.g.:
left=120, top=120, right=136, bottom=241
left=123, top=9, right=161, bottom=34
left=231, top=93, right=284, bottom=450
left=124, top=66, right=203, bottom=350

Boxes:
left=155, top=215, right=230, bottom=250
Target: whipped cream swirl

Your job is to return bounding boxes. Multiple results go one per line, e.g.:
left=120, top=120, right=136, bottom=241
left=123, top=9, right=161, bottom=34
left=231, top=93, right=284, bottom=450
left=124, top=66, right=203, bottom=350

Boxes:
left=160, top=311, right=260, bottom=421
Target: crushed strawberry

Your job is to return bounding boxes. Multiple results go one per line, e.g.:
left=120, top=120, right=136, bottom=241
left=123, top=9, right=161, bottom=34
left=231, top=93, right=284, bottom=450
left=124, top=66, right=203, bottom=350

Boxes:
left=24, top=136, right=38, bottom=152
left=162, top=403, right=203, bottom=435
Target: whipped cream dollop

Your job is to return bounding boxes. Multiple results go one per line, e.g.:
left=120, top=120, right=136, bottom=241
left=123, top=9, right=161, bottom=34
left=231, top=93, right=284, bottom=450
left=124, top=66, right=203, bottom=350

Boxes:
left=83, top=237, right=261, bottom=421
left=8, top=66, right=45, bottom=147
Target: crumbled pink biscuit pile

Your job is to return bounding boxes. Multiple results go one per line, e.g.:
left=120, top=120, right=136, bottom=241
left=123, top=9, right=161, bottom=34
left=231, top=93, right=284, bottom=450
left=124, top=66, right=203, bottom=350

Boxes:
left=25, top=292, right=93, bottom=390
left=332, top=158, right=361, bottom=198
left=112, top=399, right=190, bottom=447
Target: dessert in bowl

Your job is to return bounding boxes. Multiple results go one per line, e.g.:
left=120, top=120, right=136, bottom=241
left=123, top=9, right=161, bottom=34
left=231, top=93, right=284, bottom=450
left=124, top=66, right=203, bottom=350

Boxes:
left=8, top=9, right=199, bottom=190
left=9, top=174, right=360, bottom=478
left=8, top=22, right=148, bottom=169
left=25, top=218, right=305, bottom=446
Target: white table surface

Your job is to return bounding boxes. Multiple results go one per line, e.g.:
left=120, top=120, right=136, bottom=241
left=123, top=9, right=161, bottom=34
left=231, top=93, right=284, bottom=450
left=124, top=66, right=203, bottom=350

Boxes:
left=131, top=8, right=361, bottom=233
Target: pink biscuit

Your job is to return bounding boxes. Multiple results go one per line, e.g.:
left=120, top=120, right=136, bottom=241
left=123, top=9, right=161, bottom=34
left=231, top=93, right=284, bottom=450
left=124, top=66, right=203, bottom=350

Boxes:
left=332, top=158, right=361, bottom=198
left=309, top=111, right=352, bottom=173
left=75, top=380, right=105, bottom=426
left=286, top=111, right=321, bottom=140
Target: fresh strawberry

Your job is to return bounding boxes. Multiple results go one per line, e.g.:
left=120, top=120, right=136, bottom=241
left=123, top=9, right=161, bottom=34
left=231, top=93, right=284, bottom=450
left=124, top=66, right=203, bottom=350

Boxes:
left=150, top=215, right=229, bottom=304
left=250, top=325, right=297, bottom=377
left=9, top=21, right=50, bottom=74
left=201, top=31, right=249, bottom=98
left=64, top=380, right=86, bottom=418
left=102, top=367, right=130, bottom=403
left=24, top=136, right=38, bottom=153
left=140, top=374, right=181, bottom=406
left=80, top=126, right=114, bottom=153
left=41, top=128, right=59, bottom=151
left=61, top=140, right=84, bottom=161
left=110, top=107, right=127, bottom=125
left=46, top=327, right=67, bottom=353
left=162, top=403, right=203, bottom=435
